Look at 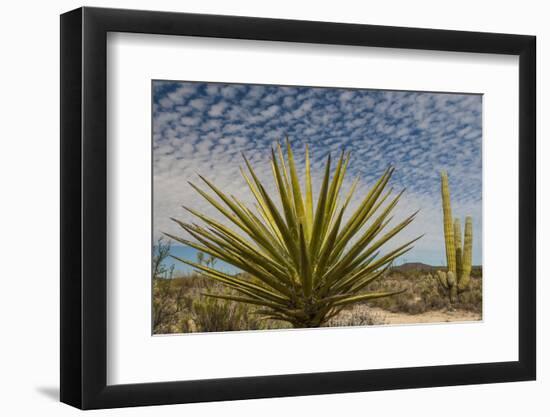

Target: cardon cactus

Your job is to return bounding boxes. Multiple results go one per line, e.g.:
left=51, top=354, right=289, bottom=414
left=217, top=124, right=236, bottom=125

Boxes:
left=437, top=171, right=474, bottom=302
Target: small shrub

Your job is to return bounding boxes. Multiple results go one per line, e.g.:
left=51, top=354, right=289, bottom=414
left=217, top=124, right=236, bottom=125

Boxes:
left=152, top=277, right=188, bottom=334
left=365, top=270, right=478, bottom=315
left=190, top=292, right=247, bottom=332
left=455, top=276, right=482, bottom=313
left=327, top=306, right=387, bottom=327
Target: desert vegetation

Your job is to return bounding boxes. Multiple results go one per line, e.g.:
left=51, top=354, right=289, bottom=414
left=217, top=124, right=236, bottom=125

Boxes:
left=152, top=145, right=482, bottom=334
left=435, top=171, right=476, bottom=303
left=153, top=256, right=482, bottom=334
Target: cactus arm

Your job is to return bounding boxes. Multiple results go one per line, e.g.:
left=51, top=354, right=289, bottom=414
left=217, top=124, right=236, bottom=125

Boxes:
left=459, top=216, right=473, bottom=291
left=440, top=171, right=456, bottom=274
left=436, top=270, right=449, bottom=289
left=446, top=271, right=457, bottom=302
left=454, top=218, right=463, bottom=280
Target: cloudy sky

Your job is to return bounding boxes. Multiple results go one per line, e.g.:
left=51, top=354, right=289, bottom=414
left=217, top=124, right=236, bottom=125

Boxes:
left=153, top=80, right=482, bottom=271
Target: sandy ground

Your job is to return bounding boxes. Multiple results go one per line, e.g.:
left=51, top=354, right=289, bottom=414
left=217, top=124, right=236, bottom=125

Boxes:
left=333, top=304, right=481, bottom=326
left=371, top=307, right=481, bottom=325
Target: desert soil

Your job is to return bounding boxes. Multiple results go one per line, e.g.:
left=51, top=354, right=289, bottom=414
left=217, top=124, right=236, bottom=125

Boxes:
left=337, top=304, right=481, bottom=326
left=372, top=307, right=481, bottom=325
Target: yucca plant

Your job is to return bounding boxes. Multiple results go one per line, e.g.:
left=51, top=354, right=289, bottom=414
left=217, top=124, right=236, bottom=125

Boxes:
left=167, top=141, right=421, bottom=328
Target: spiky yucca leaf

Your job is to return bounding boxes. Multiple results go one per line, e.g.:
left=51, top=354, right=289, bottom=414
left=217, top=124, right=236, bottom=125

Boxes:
left=169, top=141, right=420, bottom=328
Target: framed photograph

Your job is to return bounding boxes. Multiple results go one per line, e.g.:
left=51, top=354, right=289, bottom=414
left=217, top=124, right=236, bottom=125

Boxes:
left=60, top=6, right=536, bottom=409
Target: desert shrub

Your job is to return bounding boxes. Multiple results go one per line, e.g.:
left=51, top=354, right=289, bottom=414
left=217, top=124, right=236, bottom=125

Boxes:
left=454, top=276, right=482, bottom=312
left=417, top=274, right=451, bottom=311
left=153, top=273, right=291, bottom=333
left=471, top=266, right=482, bottom=279
left=365, top=278, right=409, bottom=312
left=326, top=306, right=387, bottom=327
left=152, top=237, right=175, bottom=280
left=364, top=270, right=480, bottom=314
left=152, top=271, right=213, bottom=334
left=152, top=277, right=188, bottom=334
left=188, top=280, right=292, bottom=332
left=190, top=291, right=247, bottom=332
left=393, top=293, right=426, bottom=314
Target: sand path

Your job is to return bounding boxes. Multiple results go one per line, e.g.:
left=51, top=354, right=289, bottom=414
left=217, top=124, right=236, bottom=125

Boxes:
left=369, top=307, right=481, bottom=325
left=333, top=304, right=481, bottom=326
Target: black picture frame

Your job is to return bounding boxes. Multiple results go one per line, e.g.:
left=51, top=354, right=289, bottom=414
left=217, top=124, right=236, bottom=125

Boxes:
left=60, top=6, right=536, bottom=410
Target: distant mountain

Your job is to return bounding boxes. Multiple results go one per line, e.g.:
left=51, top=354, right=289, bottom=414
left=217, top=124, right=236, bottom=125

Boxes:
left=392, top=262, right=482, bottom=276
left=392, top=262, right=439, bottom=273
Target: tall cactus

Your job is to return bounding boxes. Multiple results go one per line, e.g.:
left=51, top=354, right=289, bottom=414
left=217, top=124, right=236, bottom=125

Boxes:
left=459, top=216, right=473, bottom=291
left=438, top=172, right=474, bottom=302
left=440, top=171, right=456, bottom=274
left=454, top=218, right=463, bottom=279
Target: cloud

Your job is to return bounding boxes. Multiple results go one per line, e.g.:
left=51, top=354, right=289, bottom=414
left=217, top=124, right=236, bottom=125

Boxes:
left=208, top=102, right=228, bottom=117
left=152, top=81, right=483, bottom=265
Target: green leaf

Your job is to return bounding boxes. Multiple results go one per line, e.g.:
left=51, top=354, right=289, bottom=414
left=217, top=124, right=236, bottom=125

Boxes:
left=286, top=138, right=308, bottom=238
left=332, top=289, right=407, bottom=307
left=304, top=144, right=314, bottom=237
left=299, top=224, right=312, bottom=297
left=309, top=153, right=332, bottom=260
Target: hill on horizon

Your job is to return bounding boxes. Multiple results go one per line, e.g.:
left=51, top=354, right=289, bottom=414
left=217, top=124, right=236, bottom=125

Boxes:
left=393, top=262, right=482, bottom=273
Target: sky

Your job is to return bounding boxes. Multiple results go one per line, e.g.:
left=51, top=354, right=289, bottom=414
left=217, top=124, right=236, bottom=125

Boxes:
left=152, top=80, right=482, bottom=273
